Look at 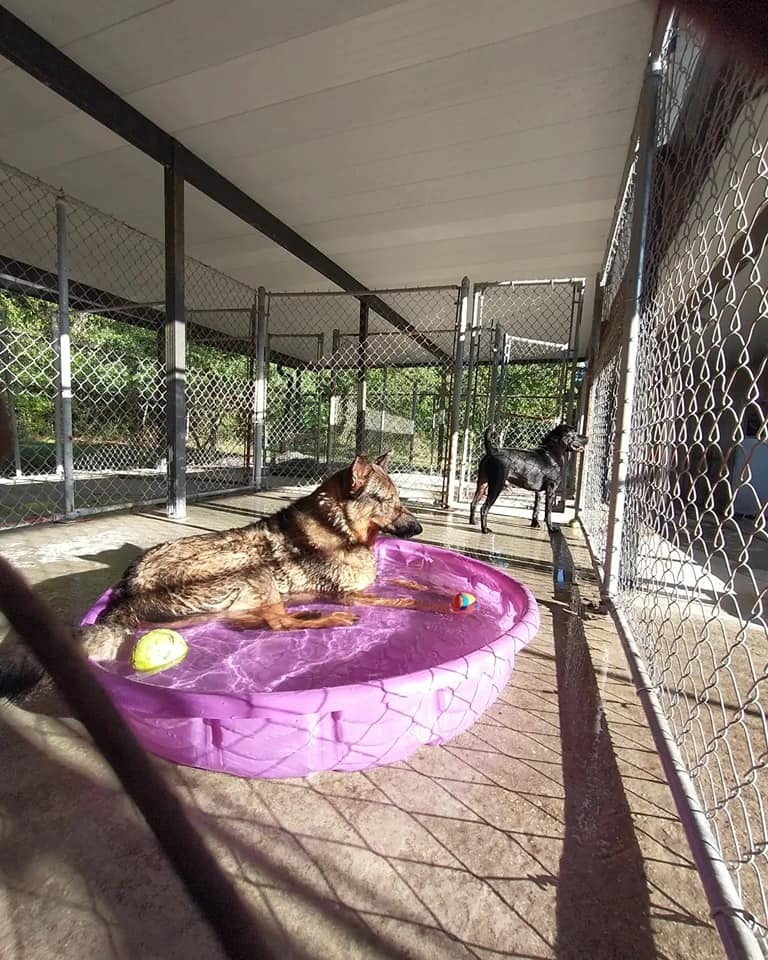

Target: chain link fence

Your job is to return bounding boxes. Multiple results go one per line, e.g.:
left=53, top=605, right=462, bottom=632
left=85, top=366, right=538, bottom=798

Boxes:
left=185, top=241, right=261, bottom=499
left=0, top=164, right=68, bottom=526
left=455, top=279, right=584, bottom=506
left=0, top=161, right=266, bottom=528
left=10, top=13, right=768, bottom=951
left=64, top=191, right=167, bottom=516
left=264, top=287, right=459, bottom=503
left=0, top=154, right=590, bottom=529
left=580, top=156, right=637, bottom=566
left=580, top=14, right=768, bottom=954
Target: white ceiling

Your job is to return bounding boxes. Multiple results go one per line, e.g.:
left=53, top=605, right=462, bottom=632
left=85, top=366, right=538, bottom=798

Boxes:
left=0, top=0, right=654, bottom=354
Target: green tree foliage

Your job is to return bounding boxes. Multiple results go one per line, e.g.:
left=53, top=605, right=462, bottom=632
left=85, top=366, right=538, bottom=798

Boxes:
left=0, top=291, right=255, bottom=473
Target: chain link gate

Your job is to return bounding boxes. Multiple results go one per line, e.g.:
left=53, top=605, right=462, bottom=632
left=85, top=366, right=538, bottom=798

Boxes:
left=264, top=287, right=459, bottom=504
left=184, top=253, right=261, bottom=501
left=0, top=162, right=85, bottom=527
left=64, top=187, right=167, bottom=517
left=454, top=279, right=584, bottom=509
left=579, top=12, right=768, bottom=956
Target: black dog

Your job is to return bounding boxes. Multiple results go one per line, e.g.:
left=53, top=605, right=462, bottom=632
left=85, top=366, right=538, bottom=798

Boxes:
left=469, top=423, right=588, bottom=534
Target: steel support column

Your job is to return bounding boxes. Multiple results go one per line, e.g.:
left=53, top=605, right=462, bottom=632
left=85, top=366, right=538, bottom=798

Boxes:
left=55, top=197, right=75, bottom=517
left=445, top=277, right=472, bottom=506
left=164, top=152, right=186, bottom=518
left=356, top=303, right=369, bottom=454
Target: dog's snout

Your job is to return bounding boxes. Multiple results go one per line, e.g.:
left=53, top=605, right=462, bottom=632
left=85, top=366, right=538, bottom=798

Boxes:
left=405, top=517, right=423, bottom=538
left=567, top=431, right=588, bottom=451
left=384, top=510, right=422, bottom=539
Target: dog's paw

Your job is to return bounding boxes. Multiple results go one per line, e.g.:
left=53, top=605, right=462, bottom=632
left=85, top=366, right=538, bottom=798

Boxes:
left=325, top=611, right=359, bottom=627
left=531, top=519, right=540, bottom=529
left=388, top=578, right=430, bottom=592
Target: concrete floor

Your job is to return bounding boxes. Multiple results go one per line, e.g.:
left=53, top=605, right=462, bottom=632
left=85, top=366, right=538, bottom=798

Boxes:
left=0, top=493, right=723, bottom=959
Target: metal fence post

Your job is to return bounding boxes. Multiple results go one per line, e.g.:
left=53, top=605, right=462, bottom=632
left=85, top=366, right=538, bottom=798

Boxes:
left=49, top=310, right=63, bottom=477
left=560, top=281, right=585, bottom=507
left=445, top=276, right=472, bottom=507
left=573, top=276, right=604, bottom=520
left=0, top=304, right=21, bottom=478
left=264, top=332, right=272, bottom=468
left=55, top=196, right=75, bottom=517
left=488, top=323, right=501, bottom=425
left=355, top=301, right=369, bottom=453
left=379, top=365, right=387, bottom=455
left=458, top=289, right=481, bottom=498
left=252, top=286, right=267, bottom=489
left=497, top=333, right=510, bottom=427
left=325, top=328, right=340, bottom=470
left=467, top=289, right=484, bottom=470
left=564, top=282, right=584, bottom=427
left=164, top=152, right=186, bottom=518
left=245, top=293, right=258, bottom=475
left=602, top=54, right=662, bottom=597
left=437, top=366, right=448, bottom=473
left=582, top=276, right=605, bottom=432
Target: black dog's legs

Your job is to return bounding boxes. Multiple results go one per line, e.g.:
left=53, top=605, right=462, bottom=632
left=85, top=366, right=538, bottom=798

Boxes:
left=480, top=462, right=506, bottom=534
left=531, top=490, right=541, bottom=528
left=469, top=479, right=487, bottom=525
left=544, top=483, right=555, bottom=532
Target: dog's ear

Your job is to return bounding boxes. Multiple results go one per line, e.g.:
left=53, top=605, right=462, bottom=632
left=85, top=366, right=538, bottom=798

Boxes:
left=374, top=451, right=391, bottom=472
left=349, top=455, right=373, bottom=492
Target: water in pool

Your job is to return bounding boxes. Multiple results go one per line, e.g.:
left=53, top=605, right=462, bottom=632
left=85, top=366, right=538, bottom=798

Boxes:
left=95, top=538, right=525, bottom=695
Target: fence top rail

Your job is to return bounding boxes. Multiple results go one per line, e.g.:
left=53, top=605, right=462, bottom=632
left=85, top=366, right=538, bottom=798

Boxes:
left=267, top=284, right=460, bottom=298
left=475, top=277, right=586, bottom=289
left=268, top=279, right=586, bottom=299
left=335, top=327, right=457, bottom=338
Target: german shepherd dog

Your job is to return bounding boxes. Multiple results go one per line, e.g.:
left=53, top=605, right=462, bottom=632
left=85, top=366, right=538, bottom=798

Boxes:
left=77, top=452, right=430, bottom=665
left=469, top=423, right=588, bottom=535
left=0, top=451, right=437, bottom=694
left=0, top=454, right=438, bottom=695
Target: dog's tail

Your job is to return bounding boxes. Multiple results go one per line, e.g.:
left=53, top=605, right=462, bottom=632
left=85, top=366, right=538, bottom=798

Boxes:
left=483, top=427, right=498, bottom=456
left=0, top=622, right=131, bottom=701
left=0, top=638, right=44, bottom=700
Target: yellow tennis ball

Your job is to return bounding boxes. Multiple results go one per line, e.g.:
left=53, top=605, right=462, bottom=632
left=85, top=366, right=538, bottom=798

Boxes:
left=132, top=628, right=188, bottom=673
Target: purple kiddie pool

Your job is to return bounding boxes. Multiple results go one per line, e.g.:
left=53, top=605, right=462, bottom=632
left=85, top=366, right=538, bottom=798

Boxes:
left=83, top=538, right=539, bottom=779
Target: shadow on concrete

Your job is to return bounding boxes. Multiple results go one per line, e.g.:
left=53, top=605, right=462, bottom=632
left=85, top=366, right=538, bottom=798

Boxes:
left=548, top=529, right=656, bottom=960
left=0, top=714, right=230, bottom=960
